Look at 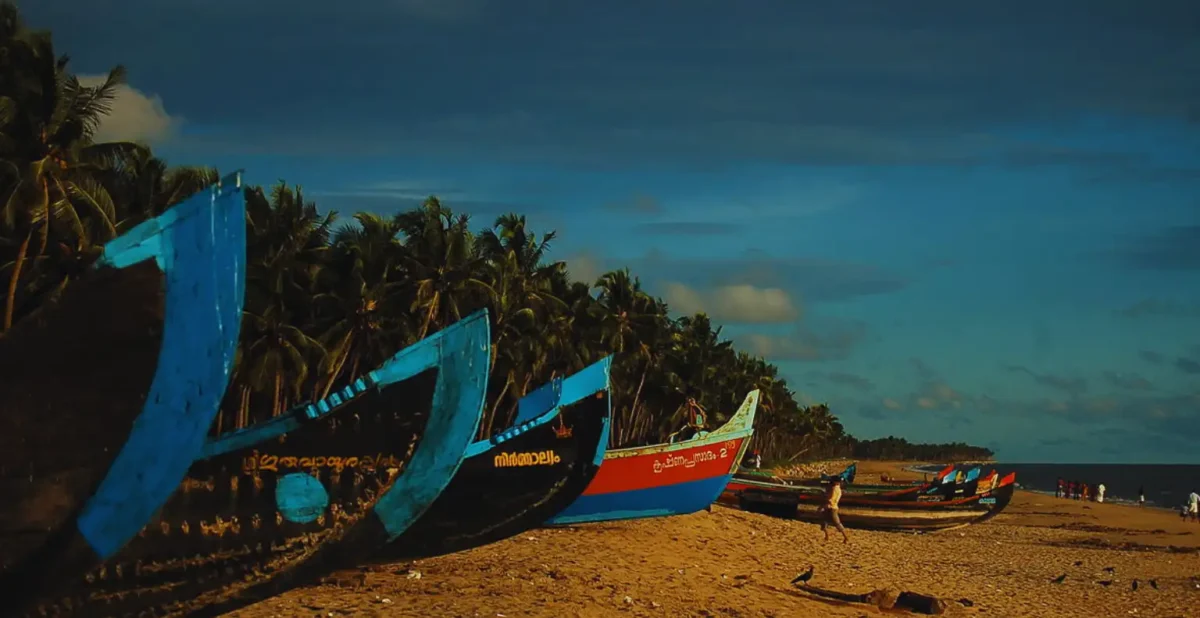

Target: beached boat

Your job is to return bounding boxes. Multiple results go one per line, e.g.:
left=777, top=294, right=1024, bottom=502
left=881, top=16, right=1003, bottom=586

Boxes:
left=19, top=311, right=490, bottom=617
left=377, top=356, right=613, bottom=561
left=726, top=464, right=978, bottom=505
left=721, top=472, right=1016, bottom=532
left=0, top=173, right=247, bottom=605
left=735, top=461, right=858, bottom=486
left=545, top=390, right=759, bottom=525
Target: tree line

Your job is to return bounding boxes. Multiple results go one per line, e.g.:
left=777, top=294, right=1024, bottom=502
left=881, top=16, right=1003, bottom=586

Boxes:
left=0, top=3, right=992, bottom=464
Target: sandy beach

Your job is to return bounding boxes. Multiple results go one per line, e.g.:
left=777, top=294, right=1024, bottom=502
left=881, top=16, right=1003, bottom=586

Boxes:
left=230, top=461, right=1200, bottom=617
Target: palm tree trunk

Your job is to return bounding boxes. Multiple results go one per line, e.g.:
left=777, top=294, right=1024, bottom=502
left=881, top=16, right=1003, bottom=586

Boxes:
left=624, top=362, right=649, bottom=446
left=419, top=292, right=440, bottom=339
left=239, top=385, right=251, bottom=429
left=320, top=331, right=355, bottom=399
left=3, top=227, right=33, bottom=331
left=483, top=376, right=512, bottom=439
left=272, top=371, right=282, bottom=417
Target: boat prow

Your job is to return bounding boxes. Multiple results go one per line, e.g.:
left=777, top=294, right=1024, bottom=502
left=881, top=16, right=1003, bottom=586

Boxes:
left=546, top=389, right=760, bottom=525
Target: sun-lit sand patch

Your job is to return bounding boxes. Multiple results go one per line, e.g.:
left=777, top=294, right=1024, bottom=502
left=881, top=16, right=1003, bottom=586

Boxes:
left=232, top=462, right=1200, bottom=618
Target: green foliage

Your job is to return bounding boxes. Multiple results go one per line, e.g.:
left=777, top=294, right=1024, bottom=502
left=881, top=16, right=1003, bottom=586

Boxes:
left=0, top=1, right=993, bottom=461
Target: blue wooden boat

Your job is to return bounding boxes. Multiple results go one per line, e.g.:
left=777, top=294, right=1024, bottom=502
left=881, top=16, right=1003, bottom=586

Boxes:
left=545, top=390, right=760, bottom=525
left=376, top=356, right=613, bottom=561
left=20, top=310, right=490, bottom=617
left=0, top=172, right=247, bottom=606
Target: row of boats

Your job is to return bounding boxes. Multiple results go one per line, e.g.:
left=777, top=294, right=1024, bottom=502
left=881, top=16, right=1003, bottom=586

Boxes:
left=0, top=173, right=1016, bottom=617
left=721, top=463, right=1017, bottom=532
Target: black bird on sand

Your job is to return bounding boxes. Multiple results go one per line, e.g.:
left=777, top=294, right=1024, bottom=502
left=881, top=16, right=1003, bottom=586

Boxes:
left=1051, top=574, right=1067, bottom=584
left=1132, top=579, right=1139, bottom=591
left=1097, top=580, right=1113, bottom=587
left=1103, top=566, right=1116, bottom=573
left=791, top=566, right=815, bottom=585
left=1149, top=579, right=1159, bottom=590
left=1073, top=560, right=1083, bottom=567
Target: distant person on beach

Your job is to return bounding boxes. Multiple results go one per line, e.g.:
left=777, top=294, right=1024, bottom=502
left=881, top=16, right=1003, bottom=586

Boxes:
left=819, top=478, right=849, bottom=544
left=1188, top=491, right=1199, bottom=522
left=1138, top=486, right=1145, bottom=506
left=1096, top=483, right=1105, bottom=503
left=1056, top=478, right=1064, bottom=498
left=1082, top=483, right=1090, bottom=502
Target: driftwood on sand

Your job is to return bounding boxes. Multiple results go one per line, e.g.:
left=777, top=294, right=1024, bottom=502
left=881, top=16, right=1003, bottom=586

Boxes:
left=796, top=584, right=956, bottom=615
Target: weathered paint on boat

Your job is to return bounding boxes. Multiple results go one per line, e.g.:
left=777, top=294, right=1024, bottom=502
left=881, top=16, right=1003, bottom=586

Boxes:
left=545, top=390, right=759, bottom=525
left=1, top=173, right=247, bottom=608
left=21, top=311, right=489, bottom=617
left=379, top=356, right=613, bottom=560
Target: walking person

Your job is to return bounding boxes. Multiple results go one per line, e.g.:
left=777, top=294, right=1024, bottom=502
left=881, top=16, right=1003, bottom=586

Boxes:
left=1188, top=491, right=1199, bottom=522
left=819, top=478, right=850, bottom=544
left=1096, top=483, right=1105, bottom=504
left=1056, top=477, right=1064, bottom=498
left=1138, top=486, right=1145, bottom=506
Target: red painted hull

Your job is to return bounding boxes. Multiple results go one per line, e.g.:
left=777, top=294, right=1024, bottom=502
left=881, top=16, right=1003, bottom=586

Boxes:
left=582, top=437, right=747, bottom=496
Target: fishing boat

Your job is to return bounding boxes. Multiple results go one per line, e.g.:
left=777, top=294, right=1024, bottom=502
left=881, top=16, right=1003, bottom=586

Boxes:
left=545, top=390, right=759, bottom=525
left=19, top=311, right=490, bottom=617
left=0, top=173, right=247, bottom=605
left=727, top=464, right=975, bottom=505
left=735, top=461, right=857, bottom=486
left=722, top=472, right=1016, bottom=532
left=378, top=356, right=613, bottom=561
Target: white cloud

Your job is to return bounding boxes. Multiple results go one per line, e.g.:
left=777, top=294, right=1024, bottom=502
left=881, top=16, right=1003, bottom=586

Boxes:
left=663, top=282, right=799, bottom=324
left=78, top=75, right=179, bottom=144
left=882, top=397, right=903, bottom=410
left=566, top=252, right=603, bottom=285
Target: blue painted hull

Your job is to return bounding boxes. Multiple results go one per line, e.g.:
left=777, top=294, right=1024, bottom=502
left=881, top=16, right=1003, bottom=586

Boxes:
left=54, top=311, right=493, bottom=618
left=1, top=173, right=247, bottom=609
left=547, top=474, right=734, bottom=525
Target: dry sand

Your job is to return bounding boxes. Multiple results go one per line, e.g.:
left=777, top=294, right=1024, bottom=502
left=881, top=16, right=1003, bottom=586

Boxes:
left=231, top=461, right=1200, bottom=617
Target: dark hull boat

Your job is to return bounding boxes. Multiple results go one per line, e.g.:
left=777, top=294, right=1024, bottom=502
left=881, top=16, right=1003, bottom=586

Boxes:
left=0, top=173, right=247, bottom=605
left=743, top=464, right=962, bottom=503
left=17, top=311, right=491, bottom=618
left=721, top=472, right=1016, bottom=532
left=378, top=356, right=613, bottom=561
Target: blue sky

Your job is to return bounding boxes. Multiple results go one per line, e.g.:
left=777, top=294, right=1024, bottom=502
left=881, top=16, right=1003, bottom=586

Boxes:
left=25, top=0, right=1200, bottom=463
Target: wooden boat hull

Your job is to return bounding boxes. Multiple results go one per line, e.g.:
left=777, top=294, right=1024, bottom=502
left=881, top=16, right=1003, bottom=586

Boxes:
left=380, top=356, right=613, bottom=560
left=545, top=390, right=760, bottom=525
left=736, top=463, right=961, bottom=503
left=1, top=174, right=246, bottom=604
left=18, top=311, right=490, bottom=618
left=722, top=474, right=1016, bottom=532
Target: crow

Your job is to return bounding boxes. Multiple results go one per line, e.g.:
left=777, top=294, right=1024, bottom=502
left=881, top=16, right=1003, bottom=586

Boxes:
left=1051, top=574, right=1067, bottom=584
left=1097, top=580, right=1113, bottom=587
left=791, top=566, right=814, bottom=585
left=1149, top=579, right=1159, bottom=590
left=1102, top=566, right=1115, bottom=573
left=1132, top=579, right=1139, bottom=591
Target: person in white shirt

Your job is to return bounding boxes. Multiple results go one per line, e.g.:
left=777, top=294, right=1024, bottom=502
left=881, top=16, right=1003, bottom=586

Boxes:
left=1188, top=491, right=1199, bottom=521
left=1096, top=483, right=1106, bottom=503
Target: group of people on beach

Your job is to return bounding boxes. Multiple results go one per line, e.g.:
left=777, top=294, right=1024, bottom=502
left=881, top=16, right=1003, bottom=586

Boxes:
left=1055, top=478, right=1108, bottom=503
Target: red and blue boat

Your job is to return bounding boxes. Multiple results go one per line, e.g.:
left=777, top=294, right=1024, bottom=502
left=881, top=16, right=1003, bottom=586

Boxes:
left=545, top=390, right=759, bottom=525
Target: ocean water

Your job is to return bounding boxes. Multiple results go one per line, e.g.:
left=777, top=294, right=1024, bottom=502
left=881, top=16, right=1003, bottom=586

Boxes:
left=913, top=463, right=1200, bottom=511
